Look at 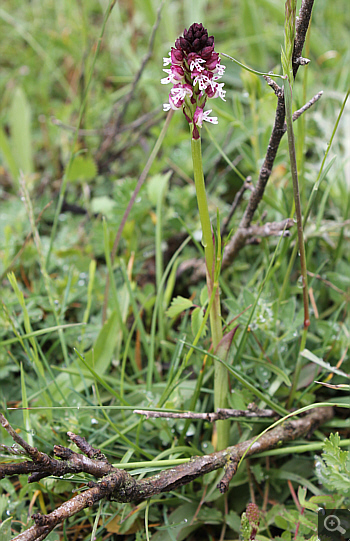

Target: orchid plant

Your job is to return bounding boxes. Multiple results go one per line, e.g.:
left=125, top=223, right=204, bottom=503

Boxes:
left=162, top=23, right=229, bottom=450
left=161, top=22, right=226, bottom=138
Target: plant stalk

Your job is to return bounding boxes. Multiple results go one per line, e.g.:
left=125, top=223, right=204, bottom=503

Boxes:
left=191, top=135, right=229, bottom=450
left=283, top=78, right=310, bottom=328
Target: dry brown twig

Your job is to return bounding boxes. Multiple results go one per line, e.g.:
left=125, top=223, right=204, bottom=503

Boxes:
left=0, top=407, right=334, bottom=541
left=134, top=404, right=277, bottom=421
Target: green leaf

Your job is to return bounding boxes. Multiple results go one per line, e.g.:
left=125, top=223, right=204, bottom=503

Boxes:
left=151, top=503, right=199, bottom=541
left=91, top=196, right=116, bottom=217
left=243, top=355, right=291, bottom=387
left=226, top=510, right=241, bottom=532
left=0, top=126, right=19, bottom=185
left=147, top=171, right=172, bottom=206
left=166, top=296, right=194, bottom=318
left=0, top=516, right=12, bottom=541
left=9, top=87, right=33, bottom=174
left=298, top=486, right=318, bottom=512
left=301, top=349, right=350, bottom=378
left=67, top=153, right=97, bottom=182
left=275, top=515, right=289, bottom=530
left=191, top=306, right=207, bottom=338
left=84, top=309, right=120, bottom=376
left=316, top=432, right=350, bottom=494
left=200, top=285, right=208, bottom=306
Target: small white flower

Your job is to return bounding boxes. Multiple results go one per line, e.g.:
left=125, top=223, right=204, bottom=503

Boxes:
left=215, top=64, right=226, bottom=76
left=202, top=109, right=218, bottom=124
left=214, top=82, right=226, bottom=101
left=193, top=74, right=210, bottom=91
left=194, top=107, right=218, bottom=127
left=161, top=70, right=173, bottom=85
left=170, top=85, right=192, bottom=104
left=189, top=58, right=206, bottom=72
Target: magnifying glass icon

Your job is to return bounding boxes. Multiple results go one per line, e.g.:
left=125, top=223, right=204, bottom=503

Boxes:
left=324, top=514, right=346, bottom=535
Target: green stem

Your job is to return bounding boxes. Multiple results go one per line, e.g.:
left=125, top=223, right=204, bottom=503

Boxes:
left=191, top=135, right=229, bottom=450
left=283, top=78, right=310, bottom=329
left=191, top=137, right=214, bottom=279
left=287, top=325, right=308, bottom=409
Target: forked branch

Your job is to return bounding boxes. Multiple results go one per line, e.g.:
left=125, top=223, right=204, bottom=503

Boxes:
left=1, top=407, right=333, bottom=541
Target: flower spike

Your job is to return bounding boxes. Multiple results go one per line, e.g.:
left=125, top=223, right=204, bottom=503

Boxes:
left=161, top=23, right=225, bottom=139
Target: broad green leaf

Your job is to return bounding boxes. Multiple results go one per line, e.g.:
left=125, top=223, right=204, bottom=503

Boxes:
left=0, top=516, right=11, bottom=541
left=84, top=309, right=120, bottom=375
left=151, top=503, right=198, bottom=541
left=200, top=285, right=208, bottom=306
left=298, top=486, right=318, bottom=512
left=243, top=355, right=291, bottom=387
left=48, top=311, right=120, bottom=400
left=275, top=515, right=288, bottom=530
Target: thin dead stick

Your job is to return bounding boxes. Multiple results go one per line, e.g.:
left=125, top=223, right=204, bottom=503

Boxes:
left=307, top=270, right=345, bottom=294
left=96, top=1, right=164, bottom=161
left=289, top=90, right=323, bottom=124
left=51, top=108, right=162, bottom=137
left=1, top=407, right=334, bottom=541
left=134, top=405, right=277, bottom=421
left=221, top=177, right=253, bottom=238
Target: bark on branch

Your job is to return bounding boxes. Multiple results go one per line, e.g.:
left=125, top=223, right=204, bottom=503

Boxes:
left=134, top=404, right=278, bottom=421
left=1, top=407, right=334, bottom=541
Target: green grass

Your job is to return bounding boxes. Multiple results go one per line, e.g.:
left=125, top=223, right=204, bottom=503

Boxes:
left=0, top=0, right=349, bottom=539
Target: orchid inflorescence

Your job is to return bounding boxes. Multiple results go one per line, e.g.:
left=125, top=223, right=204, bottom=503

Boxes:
left=161, top=23, right=226, bottom=139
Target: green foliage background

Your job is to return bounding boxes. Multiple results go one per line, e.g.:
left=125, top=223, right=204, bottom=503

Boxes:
left=0, top=0, right=349, bottom=539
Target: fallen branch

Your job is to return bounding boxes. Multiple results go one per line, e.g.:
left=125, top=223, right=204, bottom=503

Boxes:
left=1, top=407, right=334, bottom=541
left=179, top=217, right=295, bottom=282
left=134, top=404, right=278, bottom=421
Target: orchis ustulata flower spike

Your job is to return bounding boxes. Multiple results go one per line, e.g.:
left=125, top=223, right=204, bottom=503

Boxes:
left=162, top=23, right=226, bottom=139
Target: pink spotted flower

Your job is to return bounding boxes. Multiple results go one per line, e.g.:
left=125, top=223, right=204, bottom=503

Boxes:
left=161, top=23, right=226, bottom=139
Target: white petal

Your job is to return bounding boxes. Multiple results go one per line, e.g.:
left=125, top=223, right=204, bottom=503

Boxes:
left=161, top=75, right=172, bottom=85
left=203, top=110, right=218, bottom=124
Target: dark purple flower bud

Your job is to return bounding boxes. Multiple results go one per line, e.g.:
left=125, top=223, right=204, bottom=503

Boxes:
left=201, top=46, right=215, bottom=60
left=192, top=124, right=200, bottom=140
left=177, top=23, right=215, bottom=55
left=171, top=47, right=184, bottom=64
